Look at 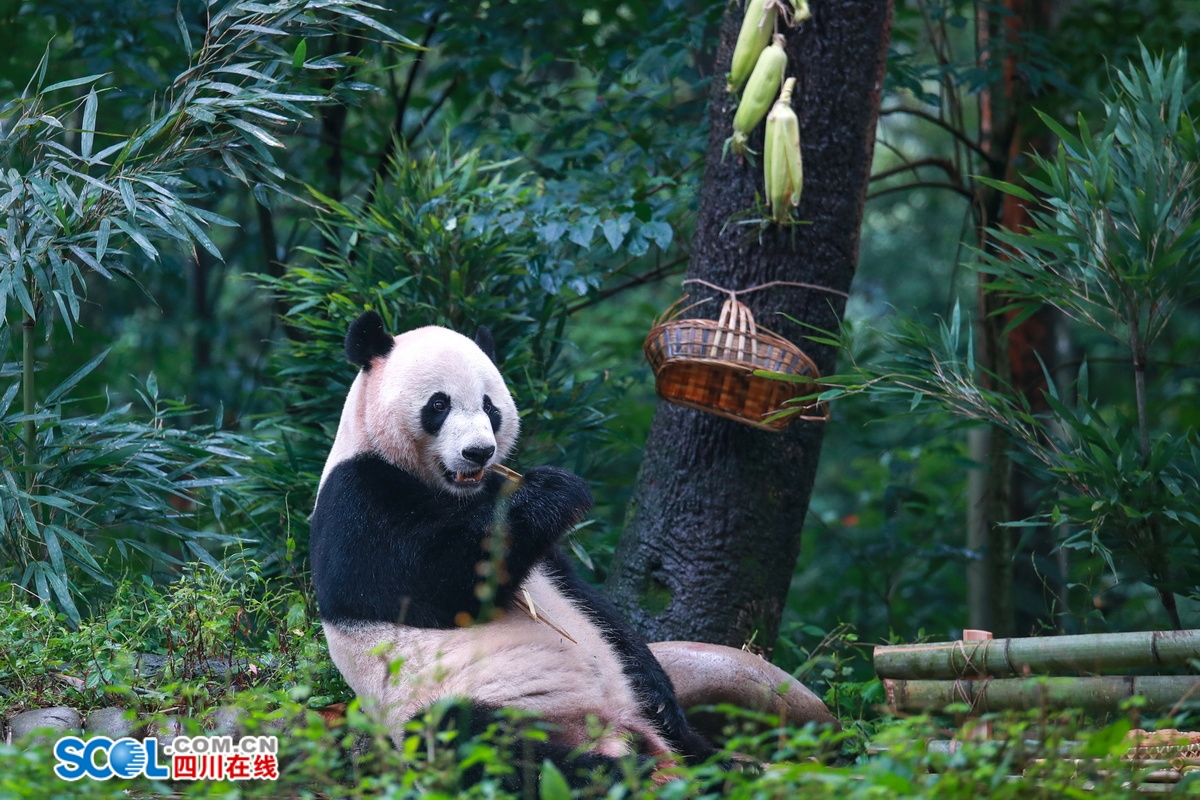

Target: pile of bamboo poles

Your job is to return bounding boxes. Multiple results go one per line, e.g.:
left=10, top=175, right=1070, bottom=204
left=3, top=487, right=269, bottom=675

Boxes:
left=873, top=631, right=1200, bottom=791
left=874, top=629, right=1200, bottom=716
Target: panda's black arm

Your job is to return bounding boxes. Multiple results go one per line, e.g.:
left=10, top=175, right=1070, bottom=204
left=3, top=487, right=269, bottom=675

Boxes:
left=495, top=466, right=593, bottom=608
left=312, top=454, right=488, bottom=628
left=543, top=550, right=720, bottom=763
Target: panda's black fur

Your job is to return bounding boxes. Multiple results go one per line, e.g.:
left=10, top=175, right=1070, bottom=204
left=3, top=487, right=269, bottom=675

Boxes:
left=310, top=312, right=717, bottom=789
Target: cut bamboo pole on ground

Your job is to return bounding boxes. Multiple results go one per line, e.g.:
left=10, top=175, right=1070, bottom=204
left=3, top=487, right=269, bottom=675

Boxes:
left=874, top=630, right=1200, bottom=680
left=963, top=628, right=993, bottom=740
left=884, top=675, right=1200, bottom=715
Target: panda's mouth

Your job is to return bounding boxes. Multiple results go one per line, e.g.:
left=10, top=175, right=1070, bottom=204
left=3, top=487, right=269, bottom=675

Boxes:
left=445, top=468, right=486, bottom=486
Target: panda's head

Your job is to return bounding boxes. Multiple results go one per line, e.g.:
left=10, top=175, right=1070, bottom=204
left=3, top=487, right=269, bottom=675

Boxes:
left=342, top=311, right=519, bottom=496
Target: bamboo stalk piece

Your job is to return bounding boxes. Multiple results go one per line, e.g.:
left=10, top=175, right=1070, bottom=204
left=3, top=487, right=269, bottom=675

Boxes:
left=874, top=630, right=1200, bottom=680
left=884, top=675, right=1200, bottom=715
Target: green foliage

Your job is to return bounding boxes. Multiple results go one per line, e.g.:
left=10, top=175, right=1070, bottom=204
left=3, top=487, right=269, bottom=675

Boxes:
left=979, top=47, right=1200, bottom=606
left=833, top=302, right=1200, bottom=617
left=793, top=430, right=971, bottom=640
left=0, top=582, right=139, bottom=709
left=0, top=0, right=406, bottom=335
left=1054, top=0, right=1200, bottom=109
left=0, top=0, right=411, bottom=620
left=982, top=47, right=1200, bottom=350
left=826, top=49, right=1200, bottom=627
left=0, top=348, right=261, bottom=622
left=0, top=566, right=340, bottom=717
left=0, top=0, right=713, bottom=424
left=887, top=0, right=1070, bottom=107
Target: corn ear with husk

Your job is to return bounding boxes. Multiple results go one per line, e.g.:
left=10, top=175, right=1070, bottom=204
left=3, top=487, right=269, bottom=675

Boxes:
left=791, top=0, right=811, bottom=25
left=730, top=34, right=787, bottom=156
left=727, top=0, right=778, bottom=94
left=764, top=77, right=802, bottom=223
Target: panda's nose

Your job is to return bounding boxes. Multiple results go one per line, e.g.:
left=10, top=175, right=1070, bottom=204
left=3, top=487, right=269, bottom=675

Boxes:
left=462, top=445, right=495, bottom=466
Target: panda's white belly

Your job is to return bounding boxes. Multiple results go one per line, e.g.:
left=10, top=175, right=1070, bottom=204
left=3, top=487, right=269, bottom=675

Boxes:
left=323, top=566, right=668, bottom=756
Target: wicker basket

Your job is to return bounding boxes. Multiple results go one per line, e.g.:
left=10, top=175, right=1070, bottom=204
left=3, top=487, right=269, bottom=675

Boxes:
left=643, top=296, right=827, bottom=431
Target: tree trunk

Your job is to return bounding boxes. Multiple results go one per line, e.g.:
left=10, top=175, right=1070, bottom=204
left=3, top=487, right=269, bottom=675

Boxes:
left=970, top=0, right=1065, bottom=637
left=605, top=0, right=894, bottom=650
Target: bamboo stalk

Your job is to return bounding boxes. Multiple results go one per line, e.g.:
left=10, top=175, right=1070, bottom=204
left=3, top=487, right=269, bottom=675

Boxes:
left=874, top=630, right=1200, bottom=680
left=489, top=464, right=521, bottom=484
left=884, top=675, right=1200, bottom=715
left=22, top=314, right=36, bottom=493
left=512, top=592, right=577, bottom=644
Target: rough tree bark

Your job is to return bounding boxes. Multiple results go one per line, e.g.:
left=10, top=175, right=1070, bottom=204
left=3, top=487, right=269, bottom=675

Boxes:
left=605, top=0, right=894, bottom=649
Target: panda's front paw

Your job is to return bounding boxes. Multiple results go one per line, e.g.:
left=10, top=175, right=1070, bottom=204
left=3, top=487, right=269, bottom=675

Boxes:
left=511, top=466, right=593, bottom=537
left=520, top=466, right=593, bottom=515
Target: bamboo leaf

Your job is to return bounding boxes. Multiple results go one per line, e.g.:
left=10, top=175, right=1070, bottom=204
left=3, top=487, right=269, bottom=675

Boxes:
left=220, top=149, right=248, bottom=182
left=119, top=180, right=137, bottom=216
left=53, top=526, right=104, bottom=571
left=43, top=525, right=67, bottom=578
left=67, top=244, right=112, bottom=279
left=538, top=760, right=570, bottom=800
left=175, top=210, right=223, bottom=260
left=96, top=217, right=111, bottom=263
left=292, top=38, right=307, bottom=70
left=175, top=5, right=193, bottom=53
left=24, top=42, right=51, bottom=96
left=0, top=382, right=19, bottom=417
left=46, top=348, right=111, bottom=404
left=42, top=73, right=109, bottom=93
left=321, top=5, right=416, bottom=47
left=11, top=270, right=37, bottom=318
left=41, top=563, right=81, bottom=625
left=184, top=540, right=220, bottom=569
left=216, top=64, right=276, bottom=82
left=32, top=563, right=50, bottom=607
left=974, top=175, right=1037, bottom=203
left=228, top=117, right=284, bottom=148
left=4, top=471, right=38, bottom=534
left=110, top=217, right=159, bottom=260
left=185, top=105, right=217, bottom=124
left=228, top=23, right=290, bottom=37
left=80, top=89, right=98, bottom=159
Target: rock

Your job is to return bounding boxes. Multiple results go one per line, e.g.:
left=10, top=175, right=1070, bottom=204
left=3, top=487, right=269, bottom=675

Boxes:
left=84, top=707, right=139, bottom=739
left=10, top=707, right=82, bottom=746
left=132, top=653, right=278, bottom=681
left=147, top=716, right=186, bottom=750
left=207, top=706, right=247, bottom=738
left=649, top=641, right=839, bottom=743
left=134, top=653, right=169, bottom=679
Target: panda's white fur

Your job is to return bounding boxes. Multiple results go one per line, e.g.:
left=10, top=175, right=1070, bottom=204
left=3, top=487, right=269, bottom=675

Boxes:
left=310, top=313, right=714, bottom=782
left=322, top=575, right=668, bottom=758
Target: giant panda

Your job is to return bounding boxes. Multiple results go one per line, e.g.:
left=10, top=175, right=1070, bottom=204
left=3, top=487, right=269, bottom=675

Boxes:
left=309, top=311, right=717, bottom=788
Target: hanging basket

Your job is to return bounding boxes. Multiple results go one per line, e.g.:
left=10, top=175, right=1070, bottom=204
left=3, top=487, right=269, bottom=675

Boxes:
left=643, top=295, right=828, bottom=431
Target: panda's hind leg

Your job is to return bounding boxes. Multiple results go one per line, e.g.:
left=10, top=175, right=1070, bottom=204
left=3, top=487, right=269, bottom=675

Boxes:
left=416, top=699, right=647, bottom=791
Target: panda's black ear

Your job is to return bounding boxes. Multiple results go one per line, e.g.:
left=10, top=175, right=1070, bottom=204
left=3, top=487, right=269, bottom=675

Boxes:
left=345, top=311, right=394, bottom=369
left=474, top=326, right=497, bottom=365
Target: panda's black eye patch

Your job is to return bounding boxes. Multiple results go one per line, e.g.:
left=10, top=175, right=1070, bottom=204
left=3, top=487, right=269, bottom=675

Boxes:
left=482, top=394, right=501, bottom=434
left=421, top=392, right=451, bottom=435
